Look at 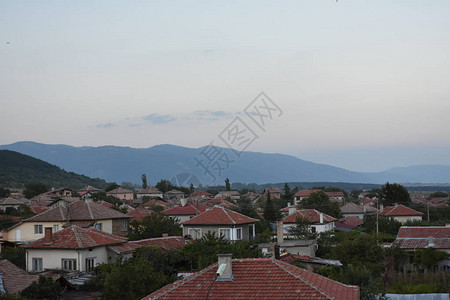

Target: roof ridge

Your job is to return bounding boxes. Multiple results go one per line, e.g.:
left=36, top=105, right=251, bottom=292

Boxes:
left=271, top=259, right=334, bottom=299
left=220, top=207, right=236, bottom=224
left=86, top=202, right=94, bottom=220
left=73, top=226, right=84, bottom=248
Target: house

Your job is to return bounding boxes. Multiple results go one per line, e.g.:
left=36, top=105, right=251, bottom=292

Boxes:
left=48, top=188, right=73, bottom=198
left=379, top=204, right=423, bottom=223
left=78, top=186, right=103, bottom=200
left=141, top=198, right=171, bottom=210
left=204, top=198, right=238, bottom=209
left=163, top=189, right=184, bottom=202
left=106, top=187, right=134, bottom=201
left=214, top=191, right=240, bottom=200
left=279, top=205, right=299, bottom=217
left=0, top=197, right=26, bottom=213
left=136, top=187, right=163, bottom=199
left=326, top=191, right=345, bottom=203
left=24, top=226, right=128, bottom=273
left=0, top=259, right=39, bottom=294
left=143, top=254, right=359, bottom=300
left=126, top=207, right=153, bottom=223
left=163, top=201, right=207, bottom=224
left=48, top=197, right=79, bottom=209
left=1, top=200, right=131, bottom=243
left=263, top=188, right=281, bottom=200
left=340, top=202, right=366, bottom=219
left=279, top=253, right=343, bottom=271
left=107, top=236, right=186, bottom=261
left=393, top=226, right=450, bottom=271
left=282, top=209, right=336, bottom=235
left=181, top=207, right=258, bottom=241
left=334, top=216, right=364, bottom=230
left=189, top=191, right=213, bottom=202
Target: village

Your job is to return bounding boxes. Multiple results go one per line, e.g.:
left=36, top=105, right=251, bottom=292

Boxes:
left=0, top=181, right=449, bottom=299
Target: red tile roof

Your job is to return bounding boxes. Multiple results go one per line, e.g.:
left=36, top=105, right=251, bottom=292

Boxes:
left=0, top=259, right=39, bottom=294
left=142, top=199, right=170, bottom=208
left=143, top=258, right=358, bottom=300
left=163, top=202, right=207, bottom=216
left=25, top=201, right=130, bottom=222
left=282, top=209, right=336, bottom=224
left=394, top=226, right=450, bottom=249
left=127, top=207, right=153, bottom=222
left=24, top=225, right=128, bottom=249
left=107, top=187, right=133, bottom=195
left=0, top=197, right=25, bottom=205
left=96, top=200, right=113, bottom=208
left=182, top=207, right=258, bottom=226
left=379, top=204, right=423, bottom=216
left=279, top=205, right=296, bottom=212
left=335, top=216, right=364, bottom=229
left=340, top=202, right=364, bottom=214
left=29, top=206, right=50, bottom=214
left=190, top=191, right=212, bottom=197
left=294, top=189, right=322, bottom=197
left=137, top=187, right=162, bottom=194
left=108, top=236, right=185, bottom=254
left=326, top=192, right=345, bottom=197
left=205, top=198, right=238, bottom=209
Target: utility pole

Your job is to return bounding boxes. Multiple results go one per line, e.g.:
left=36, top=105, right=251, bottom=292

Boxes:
left=427, top=203, right=430, bottom=222
left=376, top=201, right=379, bottom=237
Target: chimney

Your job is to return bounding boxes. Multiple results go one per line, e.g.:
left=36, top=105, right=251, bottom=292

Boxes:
left=180, top=198, right=187, bottom=207
left=216, top=254, right=233, bottom=281
left=44, top=227, right=53, bottom=244
left=319, top=213, right=324, bottom=224
left=276, top=220, right=284, bottom=245
left=270, top=242, right=280, bottom=259
left=287, top=202, right=291, bottom=207
left=288, top=206, right=297, bottom=215
left=425, top=236, right=435, bottom=248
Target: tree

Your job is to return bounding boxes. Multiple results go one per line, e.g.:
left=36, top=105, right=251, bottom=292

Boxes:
left=141, top=173, right=148, bottom=189
left=349, top=189, right=363, bottom=199
left=300, top=191, right=340, bottom=218
left=0, top=187, right=10, bottom=198
left=129, top=212, right=182, bottom=240
left=105, top=183, right=119, bottom=192
left=0, top=247, right=26, bottom=270
left=263, top=192, right=276, bottom=222
left=288, top=216, right=315, bottom=239
left=378, top=182, right=410, bottom=206
left=413, top=248, right=449, bottom=271
left=155, top=179, right=173, bottom=193
left=428, top=191, right=448, bottom=199
left=283, top=183, right=291, bottom=200
left=225, top=178, right=231, bottom=191
left=189, top=183, right=194, bottom=194
left=20, top=275, right=64, bottom=300
left=23, top=182, right=47, bottom=199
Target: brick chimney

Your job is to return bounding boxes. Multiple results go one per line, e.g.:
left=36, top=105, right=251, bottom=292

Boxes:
left=216, top=254, right=233, bottom=281
left=276, top=220, right=284, bottom=245
left=43, top=227, right=53, bottom=244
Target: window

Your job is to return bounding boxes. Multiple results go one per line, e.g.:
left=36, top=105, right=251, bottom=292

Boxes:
left=188, top=228, right=202, bottom=239
left=53, top=225, right=59, bottom=232
left=34, top=225, right=43, bottom=234
left=62, top=259, right=77, bottom=271
left=249, top=224, right=255, bottom=239
left=235, top=228, right=242, bottom=240
left=86, top=258, right=96, bottom=271
left=95, top=223, right=102, bottom=231
left=121, top=220, right=128, bottom=232
left=219, top=228, right=231, bottom=240
left=32, top=258, right=43, bottom=272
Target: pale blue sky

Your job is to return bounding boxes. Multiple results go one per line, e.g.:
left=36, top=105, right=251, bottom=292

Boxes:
left=1, top=0, right=450, bottom=172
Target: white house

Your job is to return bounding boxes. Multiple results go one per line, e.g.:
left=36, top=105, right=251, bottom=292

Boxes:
left=282, top=209, right=336, bottom=235
left=379, top=204, right=423, bottom=224
left=24, top=226, right=127, bottom=273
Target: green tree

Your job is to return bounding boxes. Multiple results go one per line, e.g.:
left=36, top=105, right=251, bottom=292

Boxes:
left=283, top=183, right=291, bottom=200
left=0, top=247, right=26, bottom=270
left=364, top=215, right=402, bottom=237
left=105, top=183, right=120, bottom=192
left=189, top=183, right=194, bottom=194
left=263, top=193, right=276, bottom=222
left=23, top=182, right=47, bottom=199
left=0, top=187, right=11, bottom=198
left=428, top=191, right=448, bottom=199
left=20, top=275, right=64, bottom=300
left=300, top=191, right=340, bottom=218
left=225, top=178, right=231, bottom=191
left=155, top=179, right=173, bottom=193
left=378, top=182, right=410, bottom=206
left=349, top=189, right=363, bottom=199
left=129, top=212, right=182, bottom=240
left=102, top=257, right=169, bottom=300
left=413, top=248, right=449, bottom=271
left=288, top=216, right=315, bottom=239
left=141, top=173, right=148, bottom=189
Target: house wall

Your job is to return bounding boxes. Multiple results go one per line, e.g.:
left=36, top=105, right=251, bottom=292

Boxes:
left=283, top=222, right=334, bottom=235
left=107, top=193, right=133, bottom=200
left=111, top=219, right=129, bottom=236
left=342, top=213, right=364, bottom=219
left=26, top=247, right=108, bottom=273
left=3, top=222, right=65, bottom=243
left=168, top=215, right=194, bottom=225
left=137, top=193, right=163, bottom=199
left=182, top=224, right=252, bottom=241
left=392, top=216, right=422, bottom=224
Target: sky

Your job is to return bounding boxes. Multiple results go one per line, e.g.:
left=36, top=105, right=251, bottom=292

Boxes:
left=1, top=0, right=450, bottom=172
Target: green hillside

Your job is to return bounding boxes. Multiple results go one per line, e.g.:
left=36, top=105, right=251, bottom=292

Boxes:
left=0, top=150, right=109, bottom=189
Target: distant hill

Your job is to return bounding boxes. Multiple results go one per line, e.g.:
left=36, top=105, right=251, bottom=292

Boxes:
left=1, top=141, right=450, bottom=185
left=0, top=150, right=109, bottom=189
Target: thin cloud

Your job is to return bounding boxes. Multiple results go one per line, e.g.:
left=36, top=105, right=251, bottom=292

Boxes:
left=96, top=122, right=116, bottom=128
left=143, top=114, right=176, bottom=124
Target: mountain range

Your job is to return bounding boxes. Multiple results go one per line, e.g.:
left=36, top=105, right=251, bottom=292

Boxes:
left=1, top=141, right=450, bottom=186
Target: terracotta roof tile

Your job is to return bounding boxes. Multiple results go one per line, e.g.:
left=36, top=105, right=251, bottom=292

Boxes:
left=282, top=209, right=336, bottom=224
left=340, top=202, right=364, bottom=214
left=107, top=187, right=133, bottom=194
left=335, top=217, right=364, bottom=229
left=0, top=260, right=39, bottom=295
left=394, top=226, right=450, bottom=249
left=182, top=207, right=258, bottom=226
left=143, top=258, right=358, bottom=300
left=25, top=201, right=130, bottom=222
left=163, top=202, right=207, bottom=216
left=108, top=236, right=185, bottom=254
left=379, top=204, right=423, bottom=216
left=24, top=225, right=127, bottom=249
left=127, top=207, right=153, bottom=222
left=137, top=187, right=162, bottom=194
